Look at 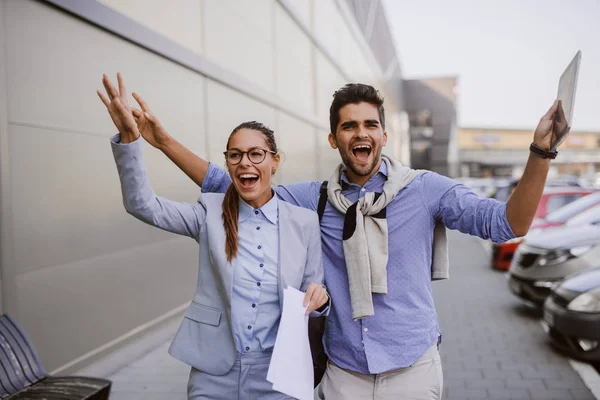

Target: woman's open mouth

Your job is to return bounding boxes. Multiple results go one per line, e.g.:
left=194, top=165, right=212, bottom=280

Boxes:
left=237, top=173, right=259, bottom=189
left=351, top=144, right=372, bottom=163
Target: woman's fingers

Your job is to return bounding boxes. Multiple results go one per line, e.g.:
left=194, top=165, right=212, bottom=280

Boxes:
left=304, top=284, right=328, bottom=315
left=304, top=284, right=316, bottom=308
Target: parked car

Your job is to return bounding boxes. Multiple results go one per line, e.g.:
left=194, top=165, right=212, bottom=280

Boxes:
left=491, top=179, right=518, bottom=202
left=543, top=267, right=600, bottom=361
left=507, top=205, right=600, bottom=305
left=491, top=187, right=595, bottom=270
left=530, top=191, right=600, bottom=232
left=546, top=176, right=583, bottom=188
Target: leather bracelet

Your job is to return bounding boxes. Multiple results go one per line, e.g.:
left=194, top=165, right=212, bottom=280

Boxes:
left=530, top=142, right=558, bottom=159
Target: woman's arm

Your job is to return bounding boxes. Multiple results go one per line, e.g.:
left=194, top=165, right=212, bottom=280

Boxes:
left=111, top=136, right=205, bottom=238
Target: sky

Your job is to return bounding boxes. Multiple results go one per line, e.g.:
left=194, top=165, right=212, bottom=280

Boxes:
left=383, top=0, right=600, bottom=131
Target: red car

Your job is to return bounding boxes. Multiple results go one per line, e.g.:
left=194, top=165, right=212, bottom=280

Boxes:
left=491, top=187, right=596, bottom=270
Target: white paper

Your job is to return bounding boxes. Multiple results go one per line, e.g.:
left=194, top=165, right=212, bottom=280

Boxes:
left=267, top=287, right=314, bottom=400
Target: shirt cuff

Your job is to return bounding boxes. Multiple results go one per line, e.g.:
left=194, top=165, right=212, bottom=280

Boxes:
left=110, top=133, right=142, bottom=145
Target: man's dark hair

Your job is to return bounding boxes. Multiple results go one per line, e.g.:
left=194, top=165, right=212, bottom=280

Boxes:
left=329, top=83, right=385, bottom=135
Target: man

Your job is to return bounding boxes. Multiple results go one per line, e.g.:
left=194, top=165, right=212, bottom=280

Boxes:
left=128, top=83, right=566, bottom=399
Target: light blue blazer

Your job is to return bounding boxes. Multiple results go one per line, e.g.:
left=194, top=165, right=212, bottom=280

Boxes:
left=111, top=137, right=326, bottom=376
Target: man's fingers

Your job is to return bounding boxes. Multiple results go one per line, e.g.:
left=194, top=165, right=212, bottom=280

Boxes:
left=132, top=92, right=151, bottom=112
left=542, top=99, right=559, bottom=120
left=144, top=111, right=156, bottom=123
left=556, top=100, right=567, bottom=123
left=117, top=72, right=128, bottom=104
left=102, top=74, right=120, bottom=100
left=97, top=90, right=110, bottom=108
left=131, top=107, right=142, bottom=118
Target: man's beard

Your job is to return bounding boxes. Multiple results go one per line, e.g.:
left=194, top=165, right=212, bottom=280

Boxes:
left=339, top=146, right=382, bottom=177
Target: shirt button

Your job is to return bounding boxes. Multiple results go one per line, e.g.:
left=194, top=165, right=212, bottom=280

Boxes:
left=248, top=325, right=252, bottom=330
left=361, top=188, right=366, bottom=192
left=257, top=282, right=261, bottom=287
left=364, top=328, right=368, bottom=332
left=256, top=227, right=260, bottom=230
left=259, top=263, right=264, bottom=268
left=252, top=303, right=256, bottom=308
left=246, top=346, right=250, bottom=351
left=254, top=211, right=259, bottom=215
left=258, top=245, right=262, bottom=249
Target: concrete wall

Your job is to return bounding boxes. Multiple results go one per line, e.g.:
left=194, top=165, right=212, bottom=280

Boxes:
left=0, top=0, right=407, bottom=374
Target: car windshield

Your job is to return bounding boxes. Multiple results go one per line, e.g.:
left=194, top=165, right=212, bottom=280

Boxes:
left=566, top=203, right=600, bottom=227
left=546, top=192, right=600, bottom=223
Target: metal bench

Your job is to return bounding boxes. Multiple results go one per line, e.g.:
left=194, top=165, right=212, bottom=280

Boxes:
left=0, top=314, right=111, bottom=399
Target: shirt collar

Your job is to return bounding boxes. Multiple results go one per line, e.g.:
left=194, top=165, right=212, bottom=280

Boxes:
left=340, top=159, right=388, bottom=188
left=238, top=191, right=278, bottom=224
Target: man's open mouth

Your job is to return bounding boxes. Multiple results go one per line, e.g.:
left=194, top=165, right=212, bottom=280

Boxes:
left=238, top=173, right=259, bottom=189
left=351, top=144, right=372, bottom=162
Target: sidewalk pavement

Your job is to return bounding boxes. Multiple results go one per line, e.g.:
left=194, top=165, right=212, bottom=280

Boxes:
left=101, top=230, right=599, bottom=399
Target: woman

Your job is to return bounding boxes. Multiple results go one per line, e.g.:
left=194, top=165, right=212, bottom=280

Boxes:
left=98, top=73, right=329, bottom=399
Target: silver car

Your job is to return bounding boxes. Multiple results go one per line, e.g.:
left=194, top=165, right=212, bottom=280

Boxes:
left=508, top=205, right=600, bottom=305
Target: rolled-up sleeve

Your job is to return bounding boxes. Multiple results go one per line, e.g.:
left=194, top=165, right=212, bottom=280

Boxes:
left=201, top=162, right=232, bottom=194
left=421, top=172, right=516, bottom=244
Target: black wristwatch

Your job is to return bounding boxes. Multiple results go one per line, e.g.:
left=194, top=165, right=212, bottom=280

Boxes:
left=530, top=142, right=558, bottom=159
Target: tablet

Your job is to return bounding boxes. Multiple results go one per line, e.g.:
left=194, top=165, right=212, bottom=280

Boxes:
left=551, top=50, right=581, bottom=151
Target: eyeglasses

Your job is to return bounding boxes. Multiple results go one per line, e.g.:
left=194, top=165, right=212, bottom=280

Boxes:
left=223, top=147, right=277, bottom=165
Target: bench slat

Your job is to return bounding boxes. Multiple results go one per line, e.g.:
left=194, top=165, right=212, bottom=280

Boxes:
left=0, top=317, right=45, bottom=384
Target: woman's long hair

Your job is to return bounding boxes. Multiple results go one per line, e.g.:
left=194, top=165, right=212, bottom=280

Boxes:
left=223, top=121, right=278, bottom=262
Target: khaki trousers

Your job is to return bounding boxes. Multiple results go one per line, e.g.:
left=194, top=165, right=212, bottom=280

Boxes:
left=315, top=344, right=443, bottom=400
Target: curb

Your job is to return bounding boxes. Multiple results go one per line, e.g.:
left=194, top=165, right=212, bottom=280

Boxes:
left=570, top=359, right=600, bottom=399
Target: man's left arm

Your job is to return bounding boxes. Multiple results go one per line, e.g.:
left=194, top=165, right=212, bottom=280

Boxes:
left=427, top=100, right=567, bottom=241
left=505, top=100, right=567, bottom=236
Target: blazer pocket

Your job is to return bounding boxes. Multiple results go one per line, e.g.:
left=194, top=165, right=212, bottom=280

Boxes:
left=184, top=302, right=222, bottom=327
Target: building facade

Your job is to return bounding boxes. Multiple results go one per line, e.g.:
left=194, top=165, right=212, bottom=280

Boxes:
left=404, top=76, right=459, bottom=177
left=458, top=127, right=600, bottom=178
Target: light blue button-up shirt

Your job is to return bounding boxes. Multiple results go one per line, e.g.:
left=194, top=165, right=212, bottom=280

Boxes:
left=232, top=195, right=281, bottom=353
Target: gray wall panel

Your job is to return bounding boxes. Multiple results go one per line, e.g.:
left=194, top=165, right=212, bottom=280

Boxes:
left=0, top=0, right=10, bottom=315
left=6, top=0, right=207, bottom=151
left=8, top=124, right=201, bottom=275
left=16, top=237, right=197, bottom=371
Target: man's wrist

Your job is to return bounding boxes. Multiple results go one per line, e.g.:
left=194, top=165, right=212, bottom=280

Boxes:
left=532, top=140, right=550, bottom=151
left=530, top=142, right=557, bottom=159
left=157, top=134, right=175, bottom=153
